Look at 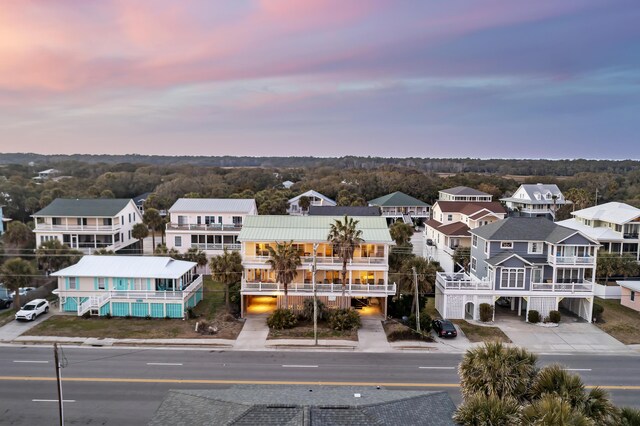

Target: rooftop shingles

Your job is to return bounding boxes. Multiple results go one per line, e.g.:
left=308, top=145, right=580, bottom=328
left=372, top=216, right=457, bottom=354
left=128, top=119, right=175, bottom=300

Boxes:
left=33, top=198, right=132, bottom=217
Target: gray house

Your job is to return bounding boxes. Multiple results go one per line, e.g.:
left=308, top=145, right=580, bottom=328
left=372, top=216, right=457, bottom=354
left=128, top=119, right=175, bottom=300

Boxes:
left=501, top=183, right=568, bottom=219
left=435, top=217, right=598, bottom=322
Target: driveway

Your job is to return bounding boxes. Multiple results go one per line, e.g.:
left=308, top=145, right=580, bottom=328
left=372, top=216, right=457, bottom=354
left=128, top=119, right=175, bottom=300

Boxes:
left=0, top=312, right=51, bottom=342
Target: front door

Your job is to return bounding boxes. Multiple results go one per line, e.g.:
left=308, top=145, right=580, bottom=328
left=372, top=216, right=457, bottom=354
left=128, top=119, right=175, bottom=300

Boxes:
left=115, top=278, right=128, bottom=291
left=71, top=235, right=78, bottom=249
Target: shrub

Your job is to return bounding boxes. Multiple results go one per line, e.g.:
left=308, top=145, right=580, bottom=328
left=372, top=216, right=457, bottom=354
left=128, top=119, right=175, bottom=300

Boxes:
left=301, top=298, right=327, bottom=321
left=104, top=312, right=112, bottom=319
left=328, top=308, right=361, bottom=331
left=124, top=314, right=132, bottom=319
left=81, top=311, right=91, bottom=319
left=387, top=327, right=433, bottom=342
left=145, top=314, right=152, bottom=320
left=593, top=304, right=604, bottom=322
left=408, top=310, right=432, bottom=333
left=528, top=310, right=540, bottom=323
left=267, top=309, right=298, bottom=330
left=479, top=303, right=494, bottom=322
left=548, top=310, right=561, bottom=323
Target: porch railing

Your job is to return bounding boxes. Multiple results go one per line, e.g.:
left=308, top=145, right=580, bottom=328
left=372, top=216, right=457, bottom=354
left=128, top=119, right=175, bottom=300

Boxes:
left=436, top=272, right=492, bottom=290
left=190, top=243, right=241, bottom=251
left=242, top=281, right=396, bottom=295
left=244, top=255, right=386, bottom=265
left=35, top=224, right=120, bottom=232
left=167, top=223, right=242, bottom=231
left=531, top=281, right=593, bottom=292
left=548, top=255, right=595, bottom=265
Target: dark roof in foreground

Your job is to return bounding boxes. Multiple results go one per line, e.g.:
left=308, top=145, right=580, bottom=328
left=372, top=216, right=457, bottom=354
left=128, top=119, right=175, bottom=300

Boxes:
left=368, top=191, right=430, bottom=207
left=149, top=385, right=457, bottom=426
left=33, top=198, right=132, bottom=217
left=308, top=206, right=381, bottom=216
left=470, top=217, right=592, bottom=244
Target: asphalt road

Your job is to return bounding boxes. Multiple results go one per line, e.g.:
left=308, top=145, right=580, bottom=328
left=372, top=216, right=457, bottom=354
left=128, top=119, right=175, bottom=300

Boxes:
left=0, top=346, right=639, bottom=425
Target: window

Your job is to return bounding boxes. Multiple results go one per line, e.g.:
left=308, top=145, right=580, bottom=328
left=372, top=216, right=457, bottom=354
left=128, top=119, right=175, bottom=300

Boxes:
left=69, top=277, right=77, bottom=290
left=472, top=235, right=478, bottom=247
left=114, top=233, right=120, bottom=242
left=205, top=216, right=216, bottom=225
left=103, top=218, right=112, bottom=226
left=471, top=257, right=477, bottom=271
left=218, top=216, right=223, bottom=224
left=128, top=213, right=132, bottom=223
left=128, top=230, right=132, bottom=239
left=77, top=218, right=87, bottom=226
left=97, top=278, right=106, bottom=290
left=175, top=236, right=182, bottom=247
left=232, top=216, right=242, bottom=225
left=52, top=217, right=62, bottom=225
left=630, top=291, right=635, bottom=302
left=500, top=241, right=513, bottom=249
left=447, top=214, right=453, bottom=221
left=528, top=242, right=543, bottom=254
left=500, top=268, right=525, bottom=289
left=484, top=241, right=489, bottom=255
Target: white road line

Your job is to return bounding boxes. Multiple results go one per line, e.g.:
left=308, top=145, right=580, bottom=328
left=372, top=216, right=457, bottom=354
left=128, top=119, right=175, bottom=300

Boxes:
left=14, top=360, right=49, bottom=364
left=419, top=366, right=456, bottom=370
left=282, top=365, right=319, bottom=368
left=32, top=399, right=76, bottom=403
left=146, top=362, right=183, bottom=366
left=563, top=368, right=592, bottom=372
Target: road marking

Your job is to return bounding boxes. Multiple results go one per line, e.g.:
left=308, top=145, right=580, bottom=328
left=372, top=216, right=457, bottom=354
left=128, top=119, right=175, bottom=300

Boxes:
left=146, top=363, right=183, bottom=366
left=14, top=360, right=49, bottom=364
left=282, top=365, right=318, bottom=368
left=1, top=376, right=637, bottom=391
left=564, top=368, right=592, bottom=372
left=419, top=367, right=455, bottom=370
left=32, top=399, right=76, bottom=403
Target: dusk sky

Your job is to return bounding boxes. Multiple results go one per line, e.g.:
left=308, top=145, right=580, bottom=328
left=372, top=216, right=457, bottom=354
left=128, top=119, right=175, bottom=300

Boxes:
left=0, top=1, right=638, bottom=159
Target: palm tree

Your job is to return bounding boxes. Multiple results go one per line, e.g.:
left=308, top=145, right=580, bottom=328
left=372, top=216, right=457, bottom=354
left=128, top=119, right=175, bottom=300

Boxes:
left=298, top=196, right=311, bottom=215
left=397, top=256, right=442, bottom=295
left=143, top=208, right=163, bottom=250
left=389, top=221, right=413, bottom=246
left=183, top=248, right=208, bottom=268
left=1, top=257, right=36, bottom=310
left=521, top=394, right=591, bottom=426
left=328, top=215, right=363, bottom=297
left=266, top=241, right=301, bottom=309
left=131, top=223, right=149, bottom=253
left=35, top=239, right=82, bottom=273
left=453, top=393, right=521, bottom=426
left=210, top=249, right=243, bottom=311
left=2, top=221, right=34, bottom=253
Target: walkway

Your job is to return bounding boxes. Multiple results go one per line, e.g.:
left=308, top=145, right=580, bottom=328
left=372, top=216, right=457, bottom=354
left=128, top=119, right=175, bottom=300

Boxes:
left=358, top=317, right=391, bottom=352
left=0, top=313, right=51, bottom=342
left=234, top=314, right=270, bottom=350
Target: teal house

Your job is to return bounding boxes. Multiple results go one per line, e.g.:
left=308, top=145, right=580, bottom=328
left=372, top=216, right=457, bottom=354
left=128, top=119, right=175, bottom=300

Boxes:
left=51, top=255, right=203, bottom=318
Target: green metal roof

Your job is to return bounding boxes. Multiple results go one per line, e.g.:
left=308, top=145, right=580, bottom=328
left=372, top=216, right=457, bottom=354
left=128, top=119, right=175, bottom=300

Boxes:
left=33, top=198, right=133, bottom=217
left=238, top=215, right=394, bottom=243
left=368, top=191, right=430, bottom=207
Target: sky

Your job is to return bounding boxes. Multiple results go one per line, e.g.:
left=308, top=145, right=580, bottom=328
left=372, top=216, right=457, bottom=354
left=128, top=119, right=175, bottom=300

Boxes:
left=0, top=0, right=638, bottom=159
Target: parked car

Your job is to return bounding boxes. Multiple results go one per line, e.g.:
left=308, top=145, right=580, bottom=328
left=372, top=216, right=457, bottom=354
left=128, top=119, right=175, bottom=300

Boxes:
left=426, top=239, right=434, bottom=246
left=432, top=319, right=458, bottom=338
left=496, top=297, right=511, bottom=308
left=10, top=287, right=36, bottom=299
left=0, top=285, right=12, bottom=309
left=15, top=299, right=49, bottom=321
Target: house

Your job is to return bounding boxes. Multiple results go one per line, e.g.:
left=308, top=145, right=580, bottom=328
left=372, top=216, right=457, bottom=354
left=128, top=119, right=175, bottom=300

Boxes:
left=501, top=183, right=568, bottom=219
left=132, top=192, right=151, bottom=215
left=238, top=215, right=395, bottom=317
left=287, top=190, right=336, bottom=216
left=617, top=281, right=640, bottom=312
left=165, top=198, right=257, bottom=255
left=282, top=180, right=295, bottom=189
left=368, top=191, right=430, bottom=225
left=32, top=198, right=143, bottom=254
left=0, top=205, right=10, bottom=235
left=36, top=168, right=60, bottom=180
left=308, top=205, right=381, bottom=216
left=150, top=386, right=457, bottom=426
left=558, top=202, right=640, bottom=262
left=435, top=217, right=599, bottom=322
left=438, top=186, right=493, bottom=202
left=51, top=255, right=203, bottom=318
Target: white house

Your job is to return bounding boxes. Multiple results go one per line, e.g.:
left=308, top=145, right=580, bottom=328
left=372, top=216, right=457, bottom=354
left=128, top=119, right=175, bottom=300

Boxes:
left=165, top=198, right=258, bottom=255
left=36, top=168, right=60, bottom=180
left=52, top=256, right=203, bottom=318
left=501, top=183, right=568, bottom=219
left=368, top=191, right=430, bottom=225
left=32, top=198, right=143, bottom=254
left=438, top=186, right=493, bottom=203
left=287, top=190, right=336, bottom=216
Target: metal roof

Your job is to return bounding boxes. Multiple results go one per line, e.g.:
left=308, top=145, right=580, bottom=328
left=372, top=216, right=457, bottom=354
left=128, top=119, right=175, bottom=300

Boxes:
left=51, top=256, right=196, bottom=279
left=308, top=206, right=381, bottom=216
left=368, top=191, right=430, bottom=207
left=439, top=186, right=490, bottom=196
left=571, top=202, right=640, bottom=225
left=33, top=198, right=133, bottom=217
left=238, top=215, right=394, bottom=243
left=288, top=190, right=336, bottom=205
left=617, top=281, right=640, bottom=292
left=169, top=198, right=257, bottom=213
left=557, top=218, right=623, bottom=242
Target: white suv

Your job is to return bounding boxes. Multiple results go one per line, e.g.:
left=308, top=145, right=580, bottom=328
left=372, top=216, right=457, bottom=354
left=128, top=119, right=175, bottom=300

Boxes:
left=15, top=299, right=49, bottom=321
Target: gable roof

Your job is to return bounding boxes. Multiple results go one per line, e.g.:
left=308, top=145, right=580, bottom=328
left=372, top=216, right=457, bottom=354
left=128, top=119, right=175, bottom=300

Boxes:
left=435, top=201, right=506, bottom=215
left=33, top=198, right=133, bottom=217
left=571, top=202, right=640, bottom=225
left=471, top=217, right=597, bottom=245
left=308, top=206, right=381, bottom=216
left=557, top=218, right=623, bottom=241
left=501, top=183, right=566, bottom=205
left=238, top=215, right=393, bottom=244
left=132, top=192, right=151, bottom=206
left=617, top=281, right=640, bottom=292
left=368, top=191, right=430, bottom=207
left=288, top=190, right=336, bottom=205
left=486, top=252, right=537, bottom=267
left=439, top=186, right=491, bottom=196
left=51, top=255, right=196, bottom=279
left=169, top=198, right=257, bottom=213
left=149, top=386, right=457, bottom=426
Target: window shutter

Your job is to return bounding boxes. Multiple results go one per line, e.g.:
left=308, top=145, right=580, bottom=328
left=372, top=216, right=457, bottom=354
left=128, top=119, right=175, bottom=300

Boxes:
left=65, top=277, right=69, bottom=290
left=94, top=277, right=98, bottom=291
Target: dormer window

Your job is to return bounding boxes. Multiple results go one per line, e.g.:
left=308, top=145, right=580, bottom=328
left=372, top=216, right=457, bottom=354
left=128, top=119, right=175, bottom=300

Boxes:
left=500, top=241, right=513, bottom=249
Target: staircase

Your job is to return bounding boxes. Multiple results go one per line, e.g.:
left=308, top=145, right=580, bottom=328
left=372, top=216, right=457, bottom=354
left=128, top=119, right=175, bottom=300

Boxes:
left=78, top=293, right=111, bottom=316
left=402, top=214, right=413, bottom=225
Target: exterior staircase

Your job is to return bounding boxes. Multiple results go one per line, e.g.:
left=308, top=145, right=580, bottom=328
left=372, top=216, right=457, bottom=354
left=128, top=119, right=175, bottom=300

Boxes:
left=78, top=293, right=111, bottom=316
left=402, top=214, right=413, bottom=225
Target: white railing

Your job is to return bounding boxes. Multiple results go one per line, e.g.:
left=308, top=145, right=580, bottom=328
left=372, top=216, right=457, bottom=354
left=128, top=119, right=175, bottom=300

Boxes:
left=531, top=281, right=593, bottom=292
left=167, top=223, right=242, bottom=231
left=109, top=275, right=203, bottom=301
left=548, top=255, right=595, bottom=265
left=436, top=272, right=492, bottom=290
left=381, top=208, right=430, bottom=217
left=35, top=224, right=120, bottom=232
left=242, top=281, right=396, bottom=295
left=244, top=255, right=386, bottom=265
left=190, top=243, right=241, bottom=251
left=77, top=293, right=111, bottom=316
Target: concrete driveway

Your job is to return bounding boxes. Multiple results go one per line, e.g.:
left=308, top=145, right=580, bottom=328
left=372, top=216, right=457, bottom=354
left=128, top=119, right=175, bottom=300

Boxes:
left=0, top=312, right=51, bottom=342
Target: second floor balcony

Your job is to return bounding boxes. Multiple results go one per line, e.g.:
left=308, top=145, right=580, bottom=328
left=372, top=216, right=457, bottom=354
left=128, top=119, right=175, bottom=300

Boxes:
left=531, top=280, right=593, bottom=293
left=381, top=207, right=430, bottom=217
left=167, top=222, right=242, bottom=231
left=243, top=255, right=387, bottom=266
left=36, top=223, right=121, bottom=232
left=548, top=254, right=595, bottom=265
left=242, top=280, right=396, bottom=296
left=436, top=272, right=492, bottom=291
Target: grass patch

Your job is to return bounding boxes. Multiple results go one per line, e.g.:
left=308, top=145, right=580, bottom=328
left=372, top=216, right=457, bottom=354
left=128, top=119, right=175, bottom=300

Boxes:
left=451, top=319, right=511, bottom=343
left=383, top=320, right=433, bottom=342
left=594, top=298, right=640, bottom=344
left=424, top=297, right=439, bottom=319
left=192, top=276, right=226, bottom=320
left=268, top=320, right=358, bottom=341
left=0, top=309, right=14, bottom=327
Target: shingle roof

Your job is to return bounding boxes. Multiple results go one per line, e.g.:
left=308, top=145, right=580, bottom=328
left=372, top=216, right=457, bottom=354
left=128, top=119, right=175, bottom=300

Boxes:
left=471, top=217, right=594, bottom=244
left=439, top=186, right=490, bottom=196
left=571, top=202, right=640, bottom=225
left=51, top=255, right=196, bottom=279
left=437, top=222, right=470, bottom=237
left=33, top=198, right=132, bottom=217
left=368, top=191, right=430, bottom=207
left=149, top=386, right=457, bottom=426
left=169, top=198, right=257, bottom=213
left=288, top=190, right=336, bottom=205
left=308, top=206, right=381, bottom=216
left=132, top=192, right=151, bottom=206
left=238, top=215, right=393, bottom=243
left=500, top=183, right=567, bottom=205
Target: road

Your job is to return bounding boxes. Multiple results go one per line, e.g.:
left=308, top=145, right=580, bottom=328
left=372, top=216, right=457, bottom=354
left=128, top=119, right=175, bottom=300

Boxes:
left=0, top=346, right=639, bottom=425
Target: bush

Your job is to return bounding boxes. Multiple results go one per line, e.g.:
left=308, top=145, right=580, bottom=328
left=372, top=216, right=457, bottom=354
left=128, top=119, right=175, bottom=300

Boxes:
left=548, top=310, right=561, bottom=323
left=81, top=311, right=91, bottom=319
left=328, top=308, right=361, bottom=331
left=408, top=310, right=432, bottom=333
left=301, top=298, right=327, bottom=321
left=479, top=303, right=494, bottom=322
left=528, top=310, right=540, bottom=323
left=593, top=304, right=604, bottom=322
left=104, top=312, right=112, bottom=319
left=267, top=309, right=298, bottom=330
left=145, top=314, right=152, bottom=320
left=387, top=327, right=433, bottom=342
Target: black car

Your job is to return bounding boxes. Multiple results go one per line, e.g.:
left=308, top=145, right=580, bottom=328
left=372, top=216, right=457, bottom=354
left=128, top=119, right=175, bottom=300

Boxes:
left=432, top=319, right=457, bottom=338
left=0, top=285, right=12, bottom=309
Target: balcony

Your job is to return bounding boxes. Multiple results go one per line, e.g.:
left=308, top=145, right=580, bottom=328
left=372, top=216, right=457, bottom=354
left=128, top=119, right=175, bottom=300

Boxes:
left=35, top=224, right=121, bottom=232
left=381, top=207, right=430, bottom=217
left=111, top=275, right=203, bottom=300
left=242, top=281, right=396, bottom=295
left=531, top=280, right=593, bottom=293
left=190, top=243, right=241, bottom=251
left=167, top=223, right=242, bottom=231
left=623, top=233, right=639, bottom=239
left=548, top=255, right=595, bottom=265
left=243, top=255, right=386, bottom=266
left=436, top=272, right=492, bottom=291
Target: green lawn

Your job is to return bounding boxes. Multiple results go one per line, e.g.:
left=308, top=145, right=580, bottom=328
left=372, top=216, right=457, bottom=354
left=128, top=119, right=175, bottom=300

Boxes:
left=451, top=319, right=512, bottom=344
left=0, top=309, right=14, bottom=327
left=268, top=321, right=359, bottom=341
left=594, top=298, right=640, bottom=344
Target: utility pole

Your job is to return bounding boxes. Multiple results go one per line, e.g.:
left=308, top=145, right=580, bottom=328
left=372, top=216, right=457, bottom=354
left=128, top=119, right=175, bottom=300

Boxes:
left=312, top=243, right=319, bottom=346
left=54, top=343, right=64, bottom=426
left=595, top=188, right=599, bottom=206
left=412, top=266, right=420, bottom=333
